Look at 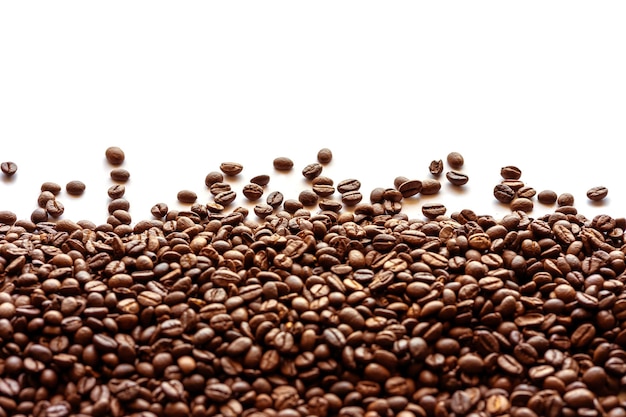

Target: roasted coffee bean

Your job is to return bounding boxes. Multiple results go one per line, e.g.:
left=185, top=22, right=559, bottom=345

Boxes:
left=266, top=191, right=284, bottom=208
left=516, top=185, right=536, bottom=199
left=273, top=156, right=294, bottom=171
left=537, top=189, right=557, bottom=204
left=317, top=147, right=333, bottom=164
left=494, top=183, right=515, bottom=203
left=105, top=146, right=125, bottom=165
left=176, top=190, right=197, bottom=204
left=151, top=202, right=168, bottom=218
left=250, top=174, right=270, bottom=186
left=510, top=197, right=533, bottom=212
left=219, top=162, right=243, bottom=176
left=587, top=186, right=608, bottom=201
left=66, top=180, right=86, bottom=196
left=0, top=210, right=17, bottom=225
left=447, top=151, right=464, bottom=168
left=421, top=178, right=441, bottom=195
left=242, top=183, right=264, bottom=201
left=299, top=189, right=319, bottom=206
left=500, top=165, right=522, bottom=180
left=107, top=184, right=126, bottom=199
left=214, top=190, right=237, bottom=206
left=337, top=179, right=361, bottom=193
left=46, top=199, right=65, bottom=218
left=1, top=161, right=18, bottom=176
left=110, top=168, right=130, bottom=182
left=302, top=163, right=323, bottom=180
left=41, top=181, right=62, bottom=195
left=557, top=192, right=574, bottom=206
left=204, top=171, right=224, bottom=187
left=341, top=190, right=363, bottom=206
left=422, top=202, right=446, bottom=219
left=429, top=159, right=443, bottom=176
left=398, top=179, right=422, bottom=198
left=446, top=171, right=469, bottom=186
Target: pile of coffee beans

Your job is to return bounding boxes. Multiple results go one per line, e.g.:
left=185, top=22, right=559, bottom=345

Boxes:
left=0, top=147, right=625, bottom=417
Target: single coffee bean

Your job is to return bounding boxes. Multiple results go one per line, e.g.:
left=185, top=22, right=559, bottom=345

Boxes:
left=500, top=165, right=522, bottom=180
left=283, top=199, right=303, bottom=213
left=420, top=179, right=441, bottom=195
left=317, top=147, right=333, bottom=164
left=557, top=192, right=574, bottom=206
left=312, top=184, right=336, bottom=197
left=41, top=181, right=62, bottom=195
left=422, top=202, right=446, bottom=219
left=204, top=171, right=224, bottom=187
left=537, top=189, right=557, bottom=204
left=1, top=161, right=18, bottom=176
left=254, top=203, right=274, bottom=218
left=510, top=197, right=533, bottom=212
left=299, top=189, right=319, bottom=206
left=214, top=190, right=237, bottom=206
left=46, top=199, right=65, bottom=218
left=494, top=184, right=515, bottom=203
left=219, top=162, right=243, bottom=176
left=0, top=210, right=17, bottom=225
left=273, top=156, right=294, bottom=171
left=341, top=190, right=363, bottom=207
left=105, top=146, right=125, bottom=165
left=107, top=184, right=126, bottom=199
left=66, top=180, right=86, bottom=196
left=337, top=179, right=361, bottom=193
left=151, top=202, right=168, bottom=218
left=266, top=191, right=284, bottom=208
left=302, top=163, right=323, bottom=180
left=447, top=151, right=464, bottom=168
left=177, top=190, right=197, bottom=204
left=398, top=180, right=422, bottom=198
left=30, top=207, right=48, bottom=223
left=516, top=186, right=536, bottom=199
left=587, top=186, right=608, bottom=201
left=250, top=174, right=270, bottom=186
left=446, top=171, right=469, bottom=186
left=429, top=159, right=443, bottom=176
left=394, top=176, right=410, bottom=189
left=242, top=183, right=264, bottom=201
left=110, top=168, right=130, bottom=182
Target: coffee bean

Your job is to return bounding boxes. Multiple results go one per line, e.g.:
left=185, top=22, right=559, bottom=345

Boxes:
left=0, top=210, right=17, bottom=225
left=214, top=190, right=237, bottom=206
left=494, top=184, right=515, bottom=203
left=298, top=189, right=319, bottom=206
left=66, top=180, right=86, bottom=196
left=516, top=185, right=536, bottom=199
left=587, top=186, right=608, bottom=201
left=341, top=190, right=362, bottom=207
left=447, top=151, right=464, bottom=168
left=107, top=184, right=126, bottom=199
left=41, top=181, right=62, bottom=195
left=242, top=183, right=264, bottom=201
left=337, top=179, right=361, bottom=193
left=105, top=146, right=125, bottom=165
left=510, top=197, right=533, bottom=212
left=176, top=190, right=197, bottom=204
left=429, top=159, right=443, bottom=176
left=219, top=162, right=243, bottom=176
left=302, top=163, right=323, bottom=180
left=446, top=170, right=469, bottom=186
left=398, top=180, right=422, bottom=198
left=273, top=156, right=294, bottom=171
left=1, top=161, right=18, bottom=176
left=317, top=147, right=333, bottom=164
left=46, top=199, right=65, bottom=218
left=500, top=165, right=522, bottom=180
left=266, top=191, right=284, bottom=208
left=421, top=202, right=446, bottom=219
left=420, top=178, right=441, bottom=195
left=537, top=189, right=557, bottom=204
left=110, top=168, right=130, bottom=182
left=557, top=192, right=574, bottom=206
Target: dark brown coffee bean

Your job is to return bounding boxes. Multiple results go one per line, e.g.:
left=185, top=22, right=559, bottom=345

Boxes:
left=447, top=151, right=464, bottom=168
left=312, top=183, right=335, bottom=197
left=446, top=171, right=469, bottom=186
left=107, top=184, right=126, bottom=199
left=398, top=180, right=422, bottom=198
left=337, top=179, right=361, bottom=193
left=341, top=190, right=362, bottom=206
left=273, top=156, right=294, bottom=171
left=537, top=189, right=557, bottom=204
left=204, top=171, right=224, bottom=187
left=497, top=354, right=524, bottom=375
left=219, top=162, right=243, bottom=176
left=510, top=197, right=533, bottom=212
left=494, top=184, right=515, bottom=203
left=250, top=174, right=270, bottom=186
left=429, top=159, right=443, bottom=176
left=41, top=181, right=62, bottom=195
left=66, top=180, right=86, bottom=196
left=30, top=207, right=48, bottom=223
left=571, top=322, right=596, bottom=347
left=0, top=210, right=17, bottom=225
left=110, top=168, right=130, bottom=182
left=587, top=186, right=608, bottom=201
left=254, top=203, right=274, bottom=218
left=1, top=161, right=18, bottom=176
left=500, top=165, right=522, bottom=180
left=422, top=202, right=446, bottom=219
left=420, top=179, right=441, bottom=195
left=214, top=190, right=237, bottom=206
left=317, top=147, right=333, bottom=164
left=266, top=191, right=284, bottom=208
left=299, top=189, right=319, bottom=206
left=516, top=186, right=536, bottom=199
left=105, top=146, right=125, bottom=165
left=176, top=190, right=197, bottom=204
left=557, top=192, right=574, bottom=206
left=151, top=202, right=168, bottom=218
left=242, top=183, right=264, bottom=201
left=302, top=163, right=323, bottom=180
left=46, top=199, right=65, bottom=218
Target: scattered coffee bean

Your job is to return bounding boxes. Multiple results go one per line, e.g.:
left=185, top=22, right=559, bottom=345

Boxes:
left=110, top=168, right=130, bottom=182
left=445, top=170, right=469, bottom=186
left=177, top=190, right=197, bottom=204
left=41, top=181, right=62, bottom=195
left=298, top=189, right=319, bottom=206
left=516, top=185, right=536, bottom=199
left=587, top=185, right=608, bottom=201
left=398, top=179, right=422, bottom=198
left=0, top=210, right=17, bottom=225
left=105, top=146, right=125, bottom=165
left=420, top=178, right=442, bottom=195
left=219, top=162, right=243, bottom=176
left=205, top=171, right=224, bottom=187
left=1, top=161, right=18, bottom=176
left=337, top=178, right=361, bottom=193
left=242, top=183, right=264, bottom=201
left=250, top=174, right=270, bottom=186
left=494, top=183, right=515, bottom=203
left=557, top=192, right=575, bottom=206
left=510, top=197, right=533, bottom=212
left=273, top=156, right=294, bottom=171
left=317, top=147, right=333, bottom=164
left=45, top=199, right=65, bottom=218
left=266, top=191, right=284, bottom=208
left=447, top=151, right=464, bottom=168
left=66, top=180, right=86, bottom=196
left=429, top=159, right=444, bottom=176
left=151, top=203, right=168, bottom=218
left=500, top=165, right=522, bottom=180
left=537, top=189, right=557, bottom=204
left=302, top=162, right=323, bottom=180
left=421, top=202, right=446, bottom=219
left=107, top=184, right=126, bottom=199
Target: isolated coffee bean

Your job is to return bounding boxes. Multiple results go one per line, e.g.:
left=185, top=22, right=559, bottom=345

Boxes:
left=107, top=184, right=126, bottom=199
left=447, top=151, right=464, bottom=168
left=219, top=162, right=243, bottom=176
left=317, top=147, right=333, bottom=164
left=500, top=165, right=522, bottom=180
left=110, top=168, right=130, bottom=182
left=1, top=161, right=18, bottom=176
left=446, top=171, right=469, bottom=186
left=66, top=180, right=86, bottom=196
left=41, top=181, right=62, bottom=195
left=105, top=146, right=125, bottom=165
left=302, top=163, right=323, bottom=180
left=429, top=159, right=443, bottom=176
left=537, top=189, right=557, bottom=204
left=557, top=192, right=574, bottom=206
left=587, top=186, right=608, bottom=201
left=273, top=156, right=294, bottom=171
left=0, top=210, right=17, bottom=225
left=177, top=190, right=197, bottom=204
left=420, top=179, right=441, bottom=195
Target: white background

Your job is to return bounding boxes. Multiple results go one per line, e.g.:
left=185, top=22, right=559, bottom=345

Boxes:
left=1, top=1, right=625, bottom=227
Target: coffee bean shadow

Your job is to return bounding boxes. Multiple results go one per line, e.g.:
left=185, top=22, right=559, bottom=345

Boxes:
left=1, top=174, right=17, bottom=184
